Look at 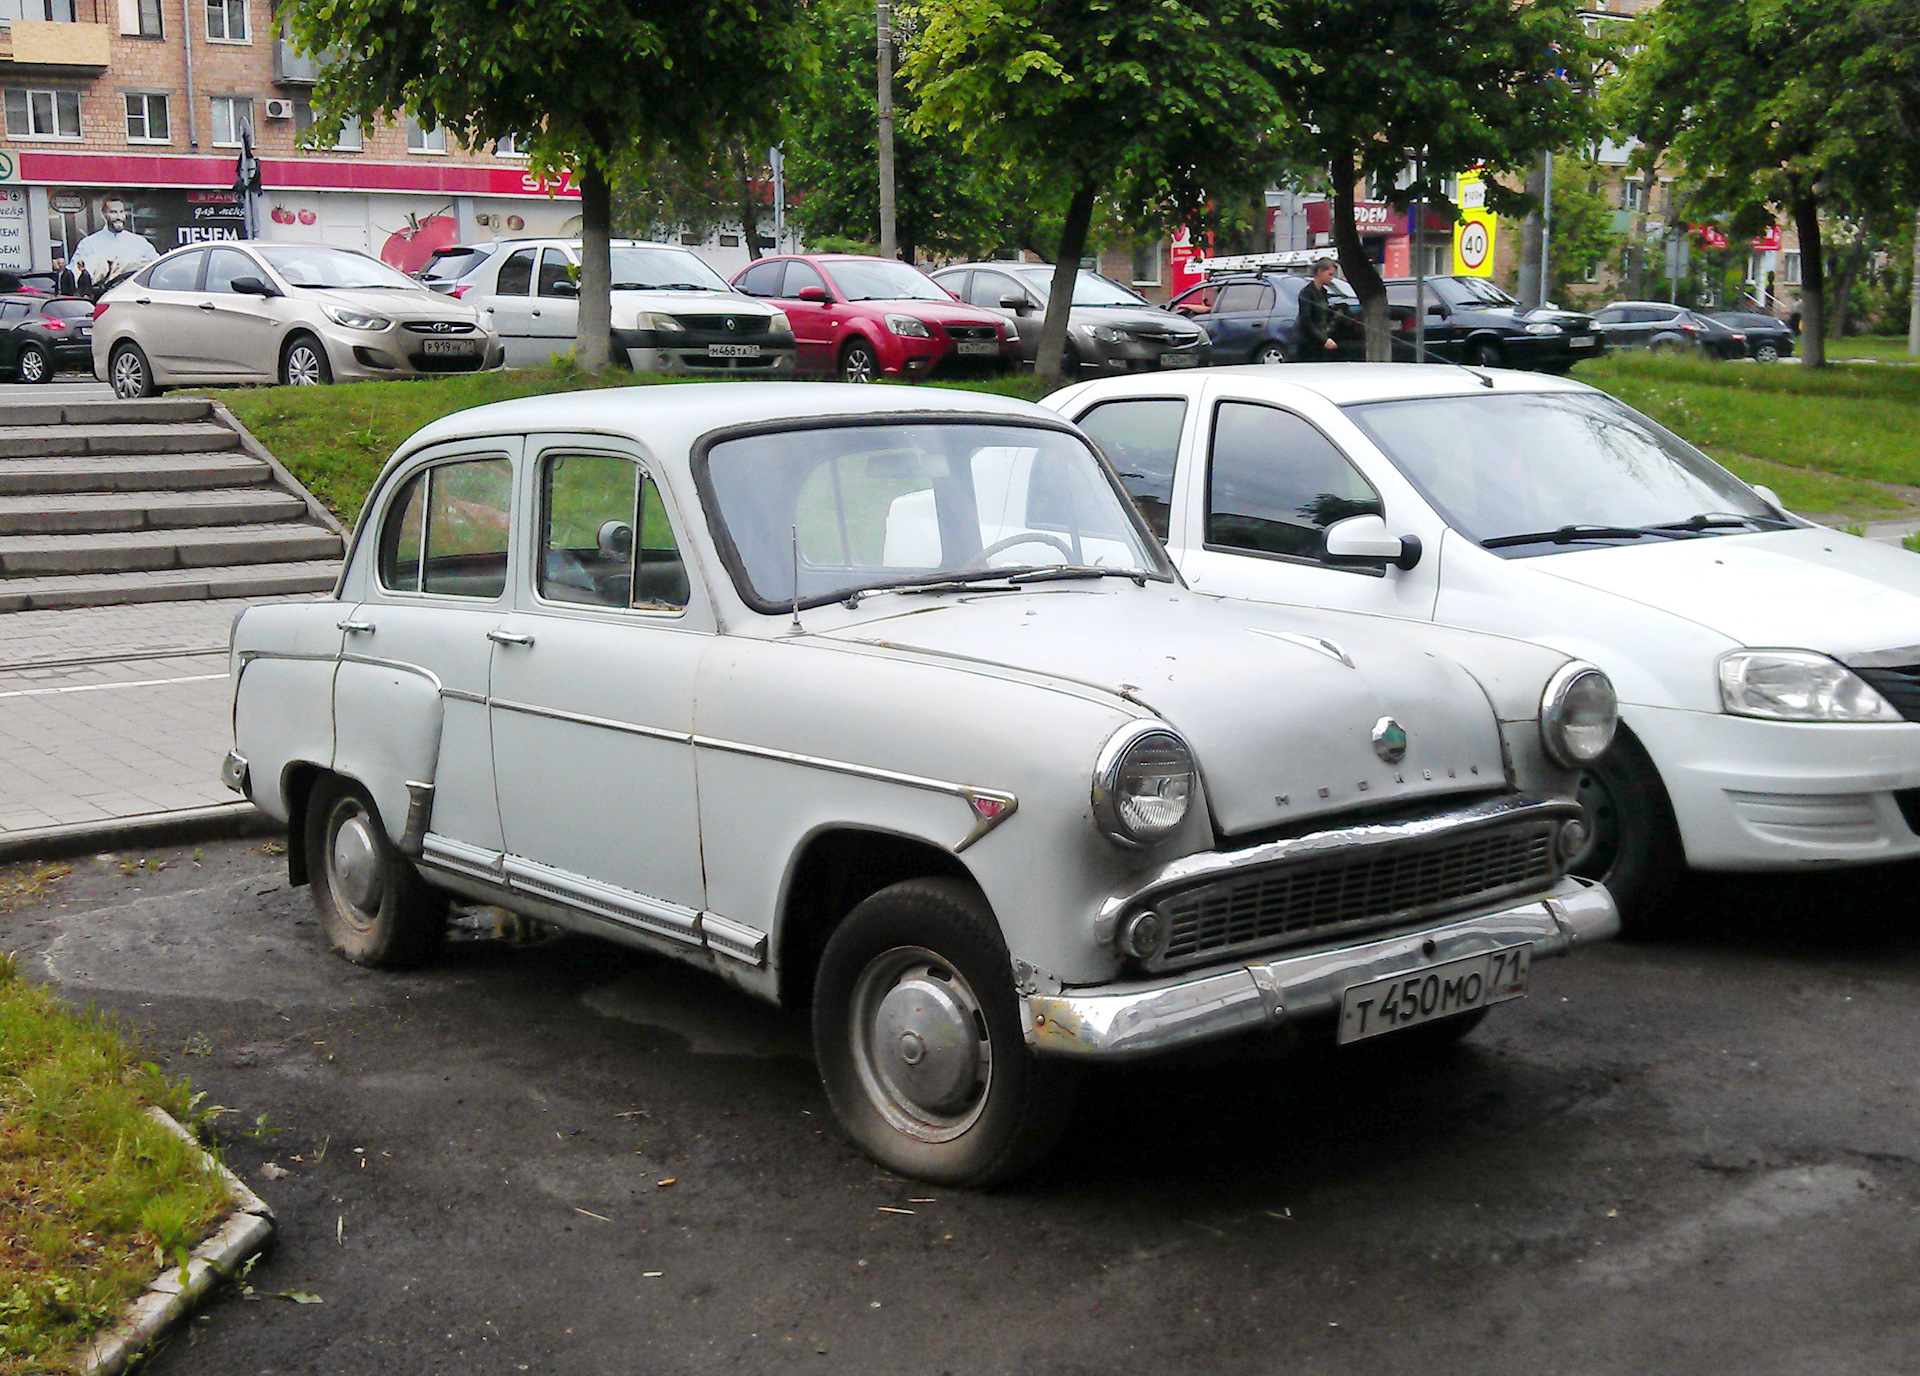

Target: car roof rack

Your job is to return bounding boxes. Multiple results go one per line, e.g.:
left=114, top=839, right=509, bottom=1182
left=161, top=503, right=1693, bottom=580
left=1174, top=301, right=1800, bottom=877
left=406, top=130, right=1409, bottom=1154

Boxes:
left=1192, top=250, right=1326, bottom=277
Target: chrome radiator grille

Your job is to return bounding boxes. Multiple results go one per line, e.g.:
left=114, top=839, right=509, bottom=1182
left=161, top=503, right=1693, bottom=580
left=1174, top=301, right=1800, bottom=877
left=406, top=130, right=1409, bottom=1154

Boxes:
left=1150, top=818, right=1559, bottom=971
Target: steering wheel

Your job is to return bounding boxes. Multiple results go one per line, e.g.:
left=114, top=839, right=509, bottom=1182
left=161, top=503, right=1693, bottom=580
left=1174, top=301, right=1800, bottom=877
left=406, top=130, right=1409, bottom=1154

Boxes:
left=962, top=531, right=1077, bottom=570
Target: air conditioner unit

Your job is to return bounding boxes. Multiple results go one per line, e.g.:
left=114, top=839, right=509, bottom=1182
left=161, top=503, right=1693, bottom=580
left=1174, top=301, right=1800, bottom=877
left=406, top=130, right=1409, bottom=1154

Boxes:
left=264, top=99, right=296, bottom=120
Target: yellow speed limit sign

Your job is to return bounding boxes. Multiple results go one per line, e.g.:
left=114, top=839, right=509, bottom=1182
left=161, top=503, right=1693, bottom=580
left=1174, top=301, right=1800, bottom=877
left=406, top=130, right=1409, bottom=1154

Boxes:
left=1453, top=170, right=1497, bottom=277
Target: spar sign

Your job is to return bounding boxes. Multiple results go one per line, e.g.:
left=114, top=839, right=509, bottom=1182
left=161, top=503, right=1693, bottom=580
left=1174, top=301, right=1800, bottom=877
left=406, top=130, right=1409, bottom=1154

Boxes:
left=1452, top=170, right=1498, bottom=278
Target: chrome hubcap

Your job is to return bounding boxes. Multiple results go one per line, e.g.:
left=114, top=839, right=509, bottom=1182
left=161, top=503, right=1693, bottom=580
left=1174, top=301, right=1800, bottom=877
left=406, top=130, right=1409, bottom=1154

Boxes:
left=111, top=352, right=142, bottom=397
left=329, top=806, right=384, bottom=914
left=850, top=947, right=991, bottom=1141
left=286, top=347, right=322, bottom=385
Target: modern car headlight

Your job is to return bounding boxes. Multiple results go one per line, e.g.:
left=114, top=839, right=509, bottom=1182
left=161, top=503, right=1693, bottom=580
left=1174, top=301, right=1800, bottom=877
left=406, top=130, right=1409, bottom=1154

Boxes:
left=1540, top=662, right=1618, bottom=767
left=323, top=306, right=391, bottom=331
left=1717, top=650, right=1902, bottom=723
left=767, top=310, right=793, bottom=335
left=633, top=312, right=686, bottom=333
left=884, top=313, right=931, bottom=338
left=1087, top=325, right=1127, bottom=344
left=1093, top=723, right=1196, bottom=848
left=1525, top=322, right=1563, bottom=336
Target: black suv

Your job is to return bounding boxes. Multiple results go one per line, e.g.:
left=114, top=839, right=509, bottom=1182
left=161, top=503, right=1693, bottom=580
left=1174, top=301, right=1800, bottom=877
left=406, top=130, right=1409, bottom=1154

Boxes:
left=1168, top=272, right=1371, bottom=362
left=1383, top=275, right=1603, bottom=372
left=0, top=294, right=96, bottom=382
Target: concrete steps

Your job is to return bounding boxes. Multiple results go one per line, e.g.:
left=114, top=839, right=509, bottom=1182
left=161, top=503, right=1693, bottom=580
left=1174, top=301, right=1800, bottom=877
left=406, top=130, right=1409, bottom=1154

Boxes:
left=0, top=399, right=343, bottom=611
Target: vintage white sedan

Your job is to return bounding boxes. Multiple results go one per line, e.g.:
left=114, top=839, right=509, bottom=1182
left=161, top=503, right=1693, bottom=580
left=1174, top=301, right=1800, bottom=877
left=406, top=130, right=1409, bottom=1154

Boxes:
left=1045, top=363, right=1920, bottom=925
left=224, top=383, right=1618, bottom=1184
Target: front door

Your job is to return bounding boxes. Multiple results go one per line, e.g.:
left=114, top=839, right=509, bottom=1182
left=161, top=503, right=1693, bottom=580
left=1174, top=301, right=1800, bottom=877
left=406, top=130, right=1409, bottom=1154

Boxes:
left=531, top=247, right=581, bottom=363
left=963, top=268, right=1037, bottom=366
left=487, top=441, right=708, bottom=934
left=199, top=247, right=282, bottom=379
left=776, top=260, right=837, bottom=372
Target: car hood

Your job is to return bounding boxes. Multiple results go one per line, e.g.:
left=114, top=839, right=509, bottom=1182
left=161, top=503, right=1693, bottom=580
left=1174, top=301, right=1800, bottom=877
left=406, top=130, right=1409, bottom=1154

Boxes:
left=1530, top=528, right=1920, bottom=658
left=1457, top=304, right=1592, bottom=330
left=608, top=289, right=782, bottom=326
left=847, top=299, right=1003, bottom=329
left=306, top=287, right=481, bottom=324
left=1072, top=305, right=1207, bottom=337
left=826, top=589, right=1510, bottom=836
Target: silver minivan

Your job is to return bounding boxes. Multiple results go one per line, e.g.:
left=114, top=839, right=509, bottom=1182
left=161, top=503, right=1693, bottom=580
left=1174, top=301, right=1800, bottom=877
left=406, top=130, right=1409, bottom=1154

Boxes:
left=93, top=242, right=502, bottom=396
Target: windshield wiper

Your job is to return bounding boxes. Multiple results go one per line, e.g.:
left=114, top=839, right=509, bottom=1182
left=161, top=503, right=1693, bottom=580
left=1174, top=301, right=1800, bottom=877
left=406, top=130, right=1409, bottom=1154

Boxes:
left=1651, top=511, right=1790, bottom=533
left=841, top=566, right=1038, bottom=607
left=1480, top=524, right=1661, bottom=550
left=1007, top=565, right=1151, bottom=586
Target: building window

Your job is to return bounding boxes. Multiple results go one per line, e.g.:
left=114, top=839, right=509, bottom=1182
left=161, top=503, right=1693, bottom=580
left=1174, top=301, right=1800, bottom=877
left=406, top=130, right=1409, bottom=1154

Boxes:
left=4, top=0, right=79, bottom=19
left=1621, top=178, right=1645, bottom=212
left=405, top=114, right=446, bottom=154
left=209, top=95, right=251, bottom=148
left=3, top=88, right=82, bottom=141
left=124, top=92, right=169, bottom=143
left=493, top=133, right=525, bottom=158
left=1129, top=239, right=1163, bottom=287
left=293, top=99, right=361, bottom=151
left=1782, top=251, right=1802, bottom=286
left=205, top=0, right=247, bottom=42
left=136, top=0, right=163, bottom=35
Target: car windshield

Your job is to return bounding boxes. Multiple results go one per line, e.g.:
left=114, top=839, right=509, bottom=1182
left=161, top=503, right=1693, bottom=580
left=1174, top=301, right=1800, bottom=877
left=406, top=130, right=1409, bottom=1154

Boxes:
left=253, top=246, right=421, bottom=290
left=702, top=421, right=1169, bottom=610
left=607, top=245, right=731, bottom=292
left=1451, top=278, right=1519, bottom=308
left=1012, top=268, right=1148, bottom=307
left=825, top=259, right=951, bottom=302
left=1344, top=390, right=1790, bottom=556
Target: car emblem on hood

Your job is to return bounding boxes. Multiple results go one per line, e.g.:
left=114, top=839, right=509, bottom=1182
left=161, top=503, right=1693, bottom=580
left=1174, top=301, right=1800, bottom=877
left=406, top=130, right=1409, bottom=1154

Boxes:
left=1372, top=717, right=1408, bottom=764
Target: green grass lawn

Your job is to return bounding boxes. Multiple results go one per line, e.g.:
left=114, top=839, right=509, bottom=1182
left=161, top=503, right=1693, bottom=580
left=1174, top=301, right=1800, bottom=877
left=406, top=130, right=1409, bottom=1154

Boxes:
left=0, top=869, right=229, bottom=1374
left=1824, top=334, right=1919, bottom=365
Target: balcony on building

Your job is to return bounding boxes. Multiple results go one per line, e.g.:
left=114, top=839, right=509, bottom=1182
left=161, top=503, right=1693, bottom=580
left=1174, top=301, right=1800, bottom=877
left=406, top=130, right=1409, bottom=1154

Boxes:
left=0, top=14, right=111, bottom=75
left=273, top=37, right=320, bottom=85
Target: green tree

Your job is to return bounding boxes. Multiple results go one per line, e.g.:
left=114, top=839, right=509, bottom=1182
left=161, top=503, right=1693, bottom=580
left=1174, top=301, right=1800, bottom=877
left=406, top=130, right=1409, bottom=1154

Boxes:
left=1544, top=153, right=1625, bottom=304
left=906, top=0, right=1300, bottom=383
left=1270, top=0, right=1599, bottom=358
left=615, top=139, right=781, bottom=258
left=288, top=0, right=799, bottom=370
left=1612, top=0, right=1920, bottom=367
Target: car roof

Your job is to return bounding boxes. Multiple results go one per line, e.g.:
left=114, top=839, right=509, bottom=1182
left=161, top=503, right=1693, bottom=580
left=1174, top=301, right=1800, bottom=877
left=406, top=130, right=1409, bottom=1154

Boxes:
left=1075, top=362, right=1594, bottom=408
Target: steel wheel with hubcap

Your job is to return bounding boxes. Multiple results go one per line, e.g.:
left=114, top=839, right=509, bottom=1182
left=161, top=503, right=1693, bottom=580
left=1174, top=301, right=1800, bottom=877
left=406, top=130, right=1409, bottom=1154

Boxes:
left=840, top=339, right=879, bottom=384
left=1755, top=342, right=1781, bottom=363
left=1568, top=727, right=1683, bottom=935
left=1254, top=341, right=1288, bottom=365
left=281, top=334, right=333, bottom=387
left=813, top=877, right=1075, bottom=1185
left=1469, top=339, right=1504, bottom=369
left=16, top=343, right=49, bottom=384
left=109, top=343, right=157, bottom=399
left=306, top=775, right=447, bottom=967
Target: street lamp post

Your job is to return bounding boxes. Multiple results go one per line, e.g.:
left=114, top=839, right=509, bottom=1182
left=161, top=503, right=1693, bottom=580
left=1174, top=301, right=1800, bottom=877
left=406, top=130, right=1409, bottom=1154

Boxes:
left=877, top=0, right=897, bottom=259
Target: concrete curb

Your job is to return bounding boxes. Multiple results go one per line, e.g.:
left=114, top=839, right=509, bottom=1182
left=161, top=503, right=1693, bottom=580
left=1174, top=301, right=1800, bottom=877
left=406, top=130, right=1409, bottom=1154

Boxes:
left=0, top=801, right=279, bottom=864
left=77, top=1107, right=276, bottom=1376
left=206, top=400, right=350, bottom=541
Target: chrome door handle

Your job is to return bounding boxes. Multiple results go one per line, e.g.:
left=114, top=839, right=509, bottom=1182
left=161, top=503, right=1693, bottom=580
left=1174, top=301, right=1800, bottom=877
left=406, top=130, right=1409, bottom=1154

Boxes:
left=486, top=630, right=535, bottom=646
left=337, top=619, right=375, bottom=634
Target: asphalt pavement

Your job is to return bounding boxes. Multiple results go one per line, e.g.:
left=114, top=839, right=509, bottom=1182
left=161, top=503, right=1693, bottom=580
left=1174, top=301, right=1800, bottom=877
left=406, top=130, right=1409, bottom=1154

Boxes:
left=4, top=837, right=1916, bottom=1375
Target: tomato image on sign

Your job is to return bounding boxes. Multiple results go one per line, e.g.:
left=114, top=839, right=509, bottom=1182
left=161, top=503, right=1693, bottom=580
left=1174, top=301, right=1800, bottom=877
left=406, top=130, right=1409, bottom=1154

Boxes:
left=380, top=211, right=459, bottom=273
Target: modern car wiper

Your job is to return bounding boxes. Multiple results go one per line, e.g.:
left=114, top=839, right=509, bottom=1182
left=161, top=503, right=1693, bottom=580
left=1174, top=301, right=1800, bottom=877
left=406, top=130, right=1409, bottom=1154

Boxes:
left=1651, top=511, right=1791, bottom=533
left=1007, top=565, right=1151, bottom=586
left=841, top=566, right=1042, bottom=607
left=1480, top=524, right=1662, bottom=550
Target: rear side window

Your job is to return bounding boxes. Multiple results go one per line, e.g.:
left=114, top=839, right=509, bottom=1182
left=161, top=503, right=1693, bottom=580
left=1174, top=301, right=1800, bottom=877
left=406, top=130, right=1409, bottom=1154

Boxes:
left=735, top=259, right=785, bottom=297
left=494, top=248, right=535, bottom=296
left=43, top=299, right=95, bottom=318
left=378, top=457, right=513, bottom=599
left=146, top=251, right=203, bottom=292
left=0, top=302, right=27, bottom=322
left=1215, top=283, right=1273, bottom=314
left=1206, top=401, right=1382, bottom=562
left=1076, top=398, right=1185, bottom=540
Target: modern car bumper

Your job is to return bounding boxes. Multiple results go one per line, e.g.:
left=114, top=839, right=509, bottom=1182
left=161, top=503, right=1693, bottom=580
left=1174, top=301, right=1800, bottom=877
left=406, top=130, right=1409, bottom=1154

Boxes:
left=332, top=334, right=503, bottom=379
left=1076, top=340, right=1208, bottom=375
left=621, top=344, right=796, bottom=375
left=1628, top=704, right=1920, bottom=868
left=1022, top=875, right=1616, bottom=1060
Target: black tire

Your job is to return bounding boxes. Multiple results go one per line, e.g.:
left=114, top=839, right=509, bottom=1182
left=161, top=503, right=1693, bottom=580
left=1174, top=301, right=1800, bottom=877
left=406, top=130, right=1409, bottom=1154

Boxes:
left=812, top=877, right=1076, bottom=1186
left=1254, top=340, right=1288, bottom=365
left=1468, top=338, right=1504, bottom=368
left=1755, top=342, right=1781, bottom=364
left=280, top=332, right=334, bottom=387
left=305, top=774, right=448, bottom=967
left=15, top=343, right=50, bottom=384
left=839, top=338, right=879, bottom=384
left=1569, top=727, right=1684, bottom=935
left=108, top=342, right=159, bottom=399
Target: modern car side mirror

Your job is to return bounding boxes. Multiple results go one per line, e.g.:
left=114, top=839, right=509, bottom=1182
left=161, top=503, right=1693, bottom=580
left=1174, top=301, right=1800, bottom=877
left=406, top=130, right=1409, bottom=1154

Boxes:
left=999, top=294, right=1032, bottom=315
left=548, top=280, right=580, bottom=298
left=1750, top=484, right=1785, bottom=513
left=796, top=285, right=829, bottom=303
left=228, top=276, right=278, bottom=298
left=1323, top=514, right=1422, bottom=571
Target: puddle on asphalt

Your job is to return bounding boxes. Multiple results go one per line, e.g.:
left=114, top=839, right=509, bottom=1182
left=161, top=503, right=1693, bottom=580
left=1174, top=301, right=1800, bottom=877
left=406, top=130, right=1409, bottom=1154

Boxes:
left=580, top=964, right=808, bottom=1060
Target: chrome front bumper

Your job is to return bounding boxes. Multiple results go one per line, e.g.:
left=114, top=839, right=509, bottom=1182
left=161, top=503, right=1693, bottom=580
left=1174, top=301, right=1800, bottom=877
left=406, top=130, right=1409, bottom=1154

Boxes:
left=220, top=749, right=250, bottom=797
left=1022, top=875, right=1617, bottom=1060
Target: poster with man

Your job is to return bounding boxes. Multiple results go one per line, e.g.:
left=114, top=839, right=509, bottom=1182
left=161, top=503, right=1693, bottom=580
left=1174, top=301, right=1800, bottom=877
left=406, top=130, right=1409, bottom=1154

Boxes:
left=49, top=189, right=245, bottom=289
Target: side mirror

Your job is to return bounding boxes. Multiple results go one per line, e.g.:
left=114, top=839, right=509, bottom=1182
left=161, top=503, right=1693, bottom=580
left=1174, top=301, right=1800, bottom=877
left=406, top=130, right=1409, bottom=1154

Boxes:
left=548, top=280, right=580, bottom=298
left=1323, top=513, right=1422, bottom=571
left=796, top=284, right=828, bottom=303
left=229, top=275, right=277, bottom=298
left=1750, top=484, right=1785, bottom=513
left=999, top=293, right=1032, bottom=315
left=597, top=519, right=634, bottom=559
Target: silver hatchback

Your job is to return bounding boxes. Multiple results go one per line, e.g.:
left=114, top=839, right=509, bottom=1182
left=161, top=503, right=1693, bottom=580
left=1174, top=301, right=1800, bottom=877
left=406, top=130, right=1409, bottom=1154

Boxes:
left=93, top=242, right=503, bottom=396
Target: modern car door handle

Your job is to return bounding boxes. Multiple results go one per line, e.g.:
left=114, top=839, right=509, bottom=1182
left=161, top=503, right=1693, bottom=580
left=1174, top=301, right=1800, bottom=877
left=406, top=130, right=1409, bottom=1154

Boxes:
left=337, top=620, right=375, bottom=634
left=198, top=302, right=217, bottom=312
left=135, top=298, right=151, bottom=306
left=487, top=630, right=535, bottom=647
left=530, top=310, right=541, bottom=317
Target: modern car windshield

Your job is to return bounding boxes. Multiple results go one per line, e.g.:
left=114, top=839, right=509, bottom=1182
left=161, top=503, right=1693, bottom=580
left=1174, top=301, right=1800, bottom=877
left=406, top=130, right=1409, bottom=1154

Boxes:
left=252, top=246, right=420, bottom=290
left=1450, top=278, right=1519, bottom=308
left=1012, top=268, right=1148, bottom=307
left=1344, top=391, right=1790, bottom=556
left=702, top=422, right=1168, bottom=610
left=825, top=260, right=951, bottom=302
left=607, top=245, right=731, bottom=291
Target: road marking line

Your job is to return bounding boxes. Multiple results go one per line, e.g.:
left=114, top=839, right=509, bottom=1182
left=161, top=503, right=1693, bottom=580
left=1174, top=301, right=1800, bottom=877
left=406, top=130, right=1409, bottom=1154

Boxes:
left=0, top=671, right=229, bottom=700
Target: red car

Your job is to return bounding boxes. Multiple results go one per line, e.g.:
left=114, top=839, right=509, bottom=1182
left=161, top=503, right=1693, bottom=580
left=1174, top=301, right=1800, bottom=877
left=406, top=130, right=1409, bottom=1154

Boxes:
left=731, top=253, right=1017, bottom=382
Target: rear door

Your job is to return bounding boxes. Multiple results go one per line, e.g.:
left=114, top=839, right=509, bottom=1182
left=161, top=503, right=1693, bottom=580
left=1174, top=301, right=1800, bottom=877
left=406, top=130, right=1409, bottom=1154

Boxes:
left=129, top=249, right=208, bottom=378
left=1209, top=281, right=1276, bottom=362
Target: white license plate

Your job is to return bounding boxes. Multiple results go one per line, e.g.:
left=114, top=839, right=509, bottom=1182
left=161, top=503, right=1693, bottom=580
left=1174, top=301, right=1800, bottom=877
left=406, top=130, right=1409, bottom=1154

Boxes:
left=1570, top=335, right=1596, bottom=348
left=1337, top=944, right=1531, bottom=1044
left=422, top=338, right=478, bottom=355
left=955, top=341, right=1000, bottom=356
left=1159, top=353, right=1200, bottom=368
left=707, top=342, right=762, bottom=358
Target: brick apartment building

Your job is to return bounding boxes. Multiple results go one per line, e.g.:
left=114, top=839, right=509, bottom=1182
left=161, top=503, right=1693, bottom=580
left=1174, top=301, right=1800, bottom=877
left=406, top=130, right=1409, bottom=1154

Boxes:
left=0, top=0, right=581, bottom=283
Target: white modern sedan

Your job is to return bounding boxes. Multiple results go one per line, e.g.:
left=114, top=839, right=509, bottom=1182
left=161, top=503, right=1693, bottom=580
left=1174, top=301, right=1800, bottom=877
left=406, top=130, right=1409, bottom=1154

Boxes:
left=1044, top=363, right=1920, bottom=925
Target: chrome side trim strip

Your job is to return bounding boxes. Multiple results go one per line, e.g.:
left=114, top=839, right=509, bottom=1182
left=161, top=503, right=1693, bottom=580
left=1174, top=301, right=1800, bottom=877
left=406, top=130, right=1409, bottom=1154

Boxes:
left=500, top=855, right=703, bottom=947
left=420, top=832, right=504, bottom=882
left=699, top=913, right=769, bottom=966
left=341, top=653, right=444, bottom=692
left=441, top=687, right=487, bottom=705
left=490, top=696, right=693, bottom=745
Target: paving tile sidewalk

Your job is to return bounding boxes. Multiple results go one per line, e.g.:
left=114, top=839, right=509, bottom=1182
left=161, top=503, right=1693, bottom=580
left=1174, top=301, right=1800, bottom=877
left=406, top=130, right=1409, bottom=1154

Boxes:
left=0, top=597, right=315, bottom=853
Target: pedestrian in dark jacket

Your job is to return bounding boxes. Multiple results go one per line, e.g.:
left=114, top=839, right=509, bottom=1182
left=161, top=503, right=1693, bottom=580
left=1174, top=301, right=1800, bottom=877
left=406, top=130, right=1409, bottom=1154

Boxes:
left=1295, top=257, right=1341, bottom=357
left=51, top=253, right=78, bottom=296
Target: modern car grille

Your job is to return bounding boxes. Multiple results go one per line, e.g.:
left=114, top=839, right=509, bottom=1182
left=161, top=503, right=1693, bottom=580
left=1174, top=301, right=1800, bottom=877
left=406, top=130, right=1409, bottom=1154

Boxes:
left=402, top=321, right=479, bottom=334
left=1129, top=327, right=1203, bottom=346
left=673, top=314, right=771, bottom=335
left=943, top=324, right=999, bottom=342
left=1146, top=816, right=1561, bottom=972
left=1846, top=663, right=1920, bottom=722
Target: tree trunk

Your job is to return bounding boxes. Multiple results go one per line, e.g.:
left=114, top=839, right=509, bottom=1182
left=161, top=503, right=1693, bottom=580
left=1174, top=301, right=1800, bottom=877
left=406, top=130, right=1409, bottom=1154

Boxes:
left=1517, top=155, right=1547, bottom=310
left=577, top=161, right=613, bottom=372
left=1908, top=206, right=1920, bottom=358
left=1627, top=147, right=1661, bottom=299
left=1035, top=181, right=1096, bottom=386
left=1792, top=193, right=1825, bottom=369
left=734, top=145, right=763, bottom=262
left=1330, top=146, right=1389, bottom=361
left=1826, top=234, right=1869, bottom=340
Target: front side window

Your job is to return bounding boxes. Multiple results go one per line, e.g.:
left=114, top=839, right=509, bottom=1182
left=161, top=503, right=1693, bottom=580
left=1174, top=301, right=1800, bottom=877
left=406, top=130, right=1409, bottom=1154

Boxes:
left=701, top=422, right=1168, bottom=612
left=378, top=457, right=513, bottom=598
left=4, top=87, right=81, bottom=140
left=1076, top=398, right=1186, bottom=540
left=124, top=92, right=169, bottom=143
left=205, top=0, right=246, bottom=41
left=538, top=453, right=687, bottom=611
left=1206, top=401, right=1382, bottom=561
left=204, top=247, right=260, bottom=293
left=209, top=95, right=250, bottom=147
left=536, top=248, right=574, bottom=298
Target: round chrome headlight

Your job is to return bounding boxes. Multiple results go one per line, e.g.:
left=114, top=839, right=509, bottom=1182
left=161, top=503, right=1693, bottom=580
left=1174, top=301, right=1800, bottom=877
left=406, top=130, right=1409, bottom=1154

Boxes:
left=1093, top=723, right=1196, bottom=848
left=1540, top=663, right=1618, bottom=767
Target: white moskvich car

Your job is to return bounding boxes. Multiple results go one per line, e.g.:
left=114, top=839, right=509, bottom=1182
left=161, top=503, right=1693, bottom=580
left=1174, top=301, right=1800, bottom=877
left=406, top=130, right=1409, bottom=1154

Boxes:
left=1044, top=363, right=1920, bottom=924
left=223, top=383, right=1618, bottom=1184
